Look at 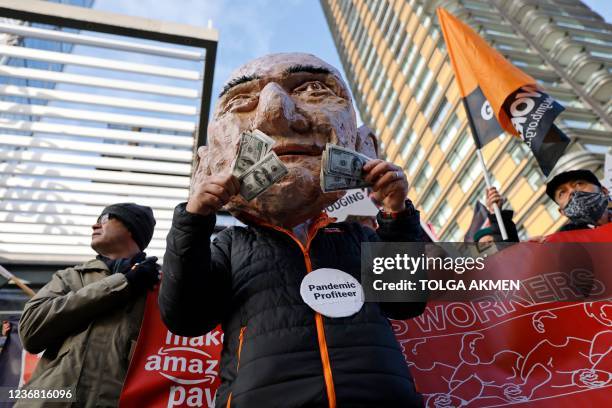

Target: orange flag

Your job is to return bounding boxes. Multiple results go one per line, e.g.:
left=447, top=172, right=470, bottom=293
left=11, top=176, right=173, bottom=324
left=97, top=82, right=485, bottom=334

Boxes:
left=437, top=7, right=569, bottom=175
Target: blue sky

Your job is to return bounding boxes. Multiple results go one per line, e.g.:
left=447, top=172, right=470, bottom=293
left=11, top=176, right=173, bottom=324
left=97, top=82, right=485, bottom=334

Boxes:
left=91, top=0, right=611, bottom=119
left=92, top=0, right=345, bottom=107
left=585, top=0, right=612, bottom=22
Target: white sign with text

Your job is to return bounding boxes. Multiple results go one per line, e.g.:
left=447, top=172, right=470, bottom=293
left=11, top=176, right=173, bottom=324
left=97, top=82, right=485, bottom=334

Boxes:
left=324, top=189, right=378, bottom=221
left=300, top=268, right=364, bottom=318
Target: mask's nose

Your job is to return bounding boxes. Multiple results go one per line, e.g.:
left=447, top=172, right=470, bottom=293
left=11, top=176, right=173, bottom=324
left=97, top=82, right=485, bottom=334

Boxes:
left=253, top=82, right=309, bottom=136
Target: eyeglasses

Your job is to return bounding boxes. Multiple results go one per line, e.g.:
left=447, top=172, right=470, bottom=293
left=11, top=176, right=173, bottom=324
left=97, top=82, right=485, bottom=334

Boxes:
left=96, top=213, right=114, bottom=225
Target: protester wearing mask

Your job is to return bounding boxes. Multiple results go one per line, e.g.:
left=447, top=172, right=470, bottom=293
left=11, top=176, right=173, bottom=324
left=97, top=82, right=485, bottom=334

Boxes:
left=546, top=169, right=611, bottom=231
left=17, top=203, right=159, bottom=407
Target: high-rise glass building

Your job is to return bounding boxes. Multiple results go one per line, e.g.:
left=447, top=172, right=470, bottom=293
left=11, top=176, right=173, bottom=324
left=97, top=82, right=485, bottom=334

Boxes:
left=321, top=0, right=611, bottom=240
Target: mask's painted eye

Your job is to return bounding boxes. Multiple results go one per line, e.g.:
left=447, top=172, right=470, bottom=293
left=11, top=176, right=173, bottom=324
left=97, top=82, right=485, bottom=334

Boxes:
left=293, top=81, right=334, bottom=95
left=225, top=94, right=258, bottom=113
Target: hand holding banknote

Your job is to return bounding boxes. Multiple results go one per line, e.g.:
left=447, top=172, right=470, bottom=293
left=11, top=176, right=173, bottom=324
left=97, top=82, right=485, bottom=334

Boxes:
left=362, top=159, right=409, bottom=213
left=320, top=144, right=372, bottom=192
left=187, top=171, right=240, bottom=216
left=319, top=143, right=408, bottom=212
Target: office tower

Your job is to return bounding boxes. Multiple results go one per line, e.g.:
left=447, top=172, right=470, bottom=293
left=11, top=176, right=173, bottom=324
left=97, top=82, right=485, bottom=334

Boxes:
left=321, top=0, right=611, bottom=240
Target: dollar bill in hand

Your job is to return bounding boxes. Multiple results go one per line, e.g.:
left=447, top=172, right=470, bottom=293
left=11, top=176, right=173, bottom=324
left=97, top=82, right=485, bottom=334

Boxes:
left=239, top=151, right=288, bottom=201
left=320, top=144, right=372, bottom=192
left=232, top=130, right=276, bottom=177
left=324, top=143, right=371, bottom=179
left=320, top=173, right=371, bottom=192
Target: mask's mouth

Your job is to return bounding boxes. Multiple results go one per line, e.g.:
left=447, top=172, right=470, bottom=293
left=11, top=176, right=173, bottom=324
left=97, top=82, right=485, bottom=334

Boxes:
left=272, top=143, right=323, bottom=157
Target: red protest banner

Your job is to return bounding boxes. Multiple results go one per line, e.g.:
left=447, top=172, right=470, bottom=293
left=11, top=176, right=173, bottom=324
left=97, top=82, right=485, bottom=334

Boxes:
left=393, top=300, right=610, bottom=407
left=545, top=222, right=612, bottom=243
left=119, top=286, right=223, bottom=408
left=393, top=229, right=611, bottom=407
left=120, top=226, right=610, bottom=407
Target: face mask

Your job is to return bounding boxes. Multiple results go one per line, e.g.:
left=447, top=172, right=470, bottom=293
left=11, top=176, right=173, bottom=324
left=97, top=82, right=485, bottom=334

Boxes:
left=563, top=190, right=609, bottom=226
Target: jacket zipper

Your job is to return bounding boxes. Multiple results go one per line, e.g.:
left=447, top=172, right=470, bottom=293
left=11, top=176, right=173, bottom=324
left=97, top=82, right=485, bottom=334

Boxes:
left=260, top=215, right=337, bottom=408
left=226, top=326, right=247, bottom=408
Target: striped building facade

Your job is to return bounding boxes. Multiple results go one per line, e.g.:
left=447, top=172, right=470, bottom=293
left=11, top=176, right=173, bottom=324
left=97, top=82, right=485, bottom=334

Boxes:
left=321, top=0, right=611, bottom=240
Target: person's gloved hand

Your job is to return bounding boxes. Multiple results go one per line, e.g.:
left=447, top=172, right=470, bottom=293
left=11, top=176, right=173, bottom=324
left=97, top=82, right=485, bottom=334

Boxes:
left=124, top=256, right=160, bottom=293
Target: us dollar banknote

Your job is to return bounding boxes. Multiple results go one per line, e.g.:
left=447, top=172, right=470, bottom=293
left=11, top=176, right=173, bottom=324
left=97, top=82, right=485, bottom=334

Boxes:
left=239, top=151, right=288, bottom=201
left=320, top=144, right=372, bottom=192
left=232, top=130, right=276, bottom=177
left=320, top=173, right=370, bottom=192
left=325, top=143, right=371, bottom=179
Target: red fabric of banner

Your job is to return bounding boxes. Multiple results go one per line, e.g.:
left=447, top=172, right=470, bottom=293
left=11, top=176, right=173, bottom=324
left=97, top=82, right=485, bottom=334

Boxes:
left=121, top=228, right=611, bottom=407
left=393, top=229, right=611, bottom=407
left=119, top=286, right=223, bottom=408
left=545, top=222, right=612, bottom=243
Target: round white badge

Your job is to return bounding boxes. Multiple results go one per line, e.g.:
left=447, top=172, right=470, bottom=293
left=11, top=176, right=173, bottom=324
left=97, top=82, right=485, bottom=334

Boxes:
left=300, top=268, right=364, bottom=318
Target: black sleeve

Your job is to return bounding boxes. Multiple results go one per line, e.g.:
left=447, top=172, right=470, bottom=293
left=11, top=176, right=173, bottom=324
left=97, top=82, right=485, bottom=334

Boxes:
left=365, top=203, right=428, bottom=320
left=376, top=205, right=427, bottom=243
left=488, top=210, right=520, bottom=242
left=159, top=203, right=233, bottom=336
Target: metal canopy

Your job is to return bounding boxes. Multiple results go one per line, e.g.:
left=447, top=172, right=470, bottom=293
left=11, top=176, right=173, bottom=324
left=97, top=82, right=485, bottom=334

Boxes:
left=0, top=0, right=217, bottom=147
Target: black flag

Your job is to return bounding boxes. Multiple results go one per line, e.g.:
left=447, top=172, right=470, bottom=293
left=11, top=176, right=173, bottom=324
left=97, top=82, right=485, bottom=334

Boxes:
left=503, top=86, right=570, bottom=176
left=464, top=201, right=489, bottom=243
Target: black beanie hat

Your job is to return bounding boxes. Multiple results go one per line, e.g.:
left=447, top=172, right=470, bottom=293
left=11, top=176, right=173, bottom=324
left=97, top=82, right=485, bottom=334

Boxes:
left=545, top=169, right=602, bottom=200
left=100, top=203, right=156, bottom=250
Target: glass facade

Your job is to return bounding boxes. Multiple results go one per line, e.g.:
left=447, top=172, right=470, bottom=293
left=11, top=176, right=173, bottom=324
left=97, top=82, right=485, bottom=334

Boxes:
left=0, top=0, right=218, bottom=275
left=1, top=0, right=95, bottom=125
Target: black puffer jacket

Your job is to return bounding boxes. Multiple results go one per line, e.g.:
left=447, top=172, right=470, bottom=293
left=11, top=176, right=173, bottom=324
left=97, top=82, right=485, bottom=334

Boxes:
left=160, top=203, right=427, bottom=408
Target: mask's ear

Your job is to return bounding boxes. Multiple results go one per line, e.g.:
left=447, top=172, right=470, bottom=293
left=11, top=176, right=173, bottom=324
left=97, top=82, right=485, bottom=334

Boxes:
left=355, top=125, right=378, bottom=159
left=190, top=145, right=211, bottom=194
left=604, top=186, right=612, bottom=209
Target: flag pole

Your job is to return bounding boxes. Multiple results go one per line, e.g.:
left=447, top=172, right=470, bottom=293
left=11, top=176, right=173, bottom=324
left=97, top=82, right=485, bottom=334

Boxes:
left=475, top=149, right=508, bottom=240
left=0, top=264, right=36, bottom=298
left=461, top=99, right=509, bottom=241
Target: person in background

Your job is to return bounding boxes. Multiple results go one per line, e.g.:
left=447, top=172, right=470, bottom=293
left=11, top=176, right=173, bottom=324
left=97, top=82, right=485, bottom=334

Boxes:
left=546, top=169, right=610, bottom=232
left=0, top=320, right=10, bottom=353
left=16, top=203, right=159, bottom=407
left=474, top=187, right=519, bottom=251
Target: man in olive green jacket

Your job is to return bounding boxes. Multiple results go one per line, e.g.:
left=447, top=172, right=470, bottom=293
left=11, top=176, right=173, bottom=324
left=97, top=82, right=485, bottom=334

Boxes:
left=17, top=203, right=160, bottom=407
